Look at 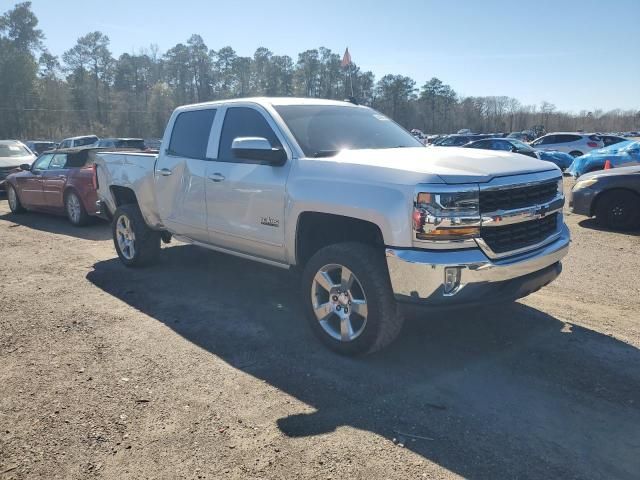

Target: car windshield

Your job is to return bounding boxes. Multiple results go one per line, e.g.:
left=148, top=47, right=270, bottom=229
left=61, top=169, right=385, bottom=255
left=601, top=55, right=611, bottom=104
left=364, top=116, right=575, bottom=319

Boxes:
left=75, top=137, right=97, bottom=147
left=274, top=105, right=422, bottom=157
left=439, top=136, right=468, bottom=146
left=0, top=144, right=30, bottom=158
left=115, top=139, right=145, bottom=149
left=510, top=139, right=533, bottom=150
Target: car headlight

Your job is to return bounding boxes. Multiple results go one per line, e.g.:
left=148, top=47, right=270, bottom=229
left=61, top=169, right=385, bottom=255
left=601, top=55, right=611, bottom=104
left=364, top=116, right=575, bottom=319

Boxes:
left=573, top=178, right=597, bottom=191
left=413, top=189, right=480, bottom=242
left=557, top=177, right=564, bottom=196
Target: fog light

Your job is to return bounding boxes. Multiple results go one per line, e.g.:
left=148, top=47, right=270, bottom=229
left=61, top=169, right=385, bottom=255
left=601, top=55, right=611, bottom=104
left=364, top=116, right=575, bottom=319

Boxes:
left=443, top=267, right=462, bottom=295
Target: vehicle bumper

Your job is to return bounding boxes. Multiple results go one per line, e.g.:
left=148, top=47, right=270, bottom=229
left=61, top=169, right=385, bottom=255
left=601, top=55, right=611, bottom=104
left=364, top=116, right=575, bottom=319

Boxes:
left=95, top=200, right=112, bottom=220
left=385, top=224, right=570, bottom=307
left=569, top=188, right=595, bottom=217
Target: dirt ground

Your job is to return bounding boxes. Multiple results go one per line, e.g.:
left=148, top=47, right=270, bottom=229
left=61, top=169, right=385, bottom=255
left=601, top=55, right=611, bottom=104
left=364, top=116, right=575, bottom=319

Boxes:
left=1, top=177, right=639, bottom=479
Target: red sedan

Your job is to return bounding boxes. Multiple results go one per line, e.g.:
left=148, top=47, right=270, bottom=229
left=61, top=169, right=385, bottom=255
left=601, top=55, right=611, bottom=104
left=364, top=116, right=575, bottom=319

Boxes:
left=5, top=148, right=102, bottom=226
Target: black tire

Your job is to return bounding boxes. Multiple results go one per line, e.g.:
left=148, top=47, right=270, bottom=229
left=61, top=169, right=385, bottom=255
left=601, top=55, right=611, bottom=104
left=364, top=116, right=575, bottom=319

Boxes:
left=594, top=190, right=640, bottom=231
left=302, top=242, right=404, bottom=355
left=112, top=204, right=161, bottom=267
left=64, top=190, right=90, bottom=226
left=569, top=150, right=583, bottom=158
left=6, top=184, right=26, bottom=213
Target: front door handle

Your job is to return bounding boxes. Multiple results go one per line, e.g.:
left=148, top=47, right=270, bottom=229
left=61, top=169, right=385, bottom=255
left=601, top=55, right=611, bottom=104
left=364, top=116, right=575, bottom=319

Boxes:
left=208, top=173, right=225, bottom=182
left=157, top=168, right=172, bottom=176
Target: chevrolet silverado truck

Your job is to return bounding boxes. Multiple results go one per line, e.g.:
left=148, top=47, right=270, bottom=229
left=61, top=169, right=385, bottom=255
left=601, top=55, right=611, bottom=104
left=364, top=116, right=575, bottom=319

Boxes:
left=94, top=98, right=570, bottom=355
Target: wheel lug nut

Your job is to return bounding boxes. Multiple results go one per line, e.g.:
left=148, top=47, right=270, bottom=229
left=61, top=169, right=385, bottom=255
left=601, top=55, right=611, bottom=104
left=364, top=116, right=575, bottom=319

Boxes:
left=344, top=307, right=349, bottom=314
left=332, top=295, right=338, bottom=302
left=336, top=305, right=341, bottom=311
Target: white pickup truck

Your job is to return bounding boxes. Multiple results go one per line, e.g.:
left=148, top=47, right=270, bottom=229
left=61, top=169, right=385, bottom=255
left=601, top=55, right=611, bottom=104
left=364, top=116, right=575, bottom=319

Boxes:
left=94, top=97, right=570, bottom=355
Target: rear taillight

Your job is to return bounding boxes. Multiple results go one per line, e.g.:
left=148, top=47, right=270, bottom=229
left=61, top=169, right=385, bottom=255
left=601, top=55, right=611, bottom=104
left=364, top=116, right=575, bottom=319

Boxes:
left=587, top=141, right=598, bottom=148
left=91, top=164, right=98, bottom=190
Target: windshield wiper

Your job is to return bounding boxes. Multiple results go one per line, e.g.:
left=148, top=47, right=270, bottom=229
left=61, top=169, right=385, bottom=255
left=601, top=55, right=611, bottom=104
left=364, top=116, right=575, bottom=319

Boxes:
left=312, top=150, right=340, bottom=158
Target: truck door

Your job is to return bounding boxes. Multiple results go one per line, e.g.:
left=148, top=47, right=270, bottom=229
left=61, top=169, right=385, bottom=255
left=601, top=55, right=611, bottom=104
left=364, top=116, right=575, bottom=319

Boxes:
left=205, top=105, right=292, bottom=262
left=154, top=108, right=217, bottom=242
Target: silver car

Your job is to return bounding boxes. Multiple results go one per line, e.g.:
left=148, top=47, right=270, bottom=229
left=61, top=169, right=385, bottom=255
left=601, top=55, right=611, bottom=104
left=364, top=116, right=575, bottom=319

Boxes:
left=0, top=140, right=37, bottom=190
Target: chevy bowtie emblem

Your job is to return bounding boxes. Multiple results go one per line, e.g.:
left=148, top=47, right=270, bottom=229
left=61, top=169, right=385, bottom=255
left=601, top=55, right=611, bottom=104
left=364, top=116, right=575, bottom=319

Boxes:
left=536, top=205, right=550, bottom=217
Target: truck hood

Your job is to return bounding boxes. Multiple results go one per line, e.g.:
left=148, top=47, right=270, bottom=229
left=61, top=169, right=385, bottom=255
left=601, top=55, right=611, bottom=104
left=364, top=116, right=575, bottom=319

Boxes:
left=320, top=146, right=558, bottom=184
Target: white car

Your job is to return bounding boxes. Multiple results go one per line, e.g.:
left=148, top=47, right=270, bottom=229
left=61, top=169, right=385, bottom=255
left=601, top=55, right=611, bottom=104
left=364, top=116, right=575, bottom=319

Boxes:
left=530, top=133, right=604, bottom=158
left=57, top=135, right=99, bottom=149
left=0, top=140, right=37, bottom=190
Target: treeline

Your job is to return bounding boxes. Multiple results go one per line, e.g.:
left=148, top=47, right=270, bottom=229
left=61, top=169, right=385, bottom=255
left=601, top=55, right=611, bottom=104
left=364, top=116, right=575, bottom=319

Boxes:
left=1, top=2, right=638, bottom=140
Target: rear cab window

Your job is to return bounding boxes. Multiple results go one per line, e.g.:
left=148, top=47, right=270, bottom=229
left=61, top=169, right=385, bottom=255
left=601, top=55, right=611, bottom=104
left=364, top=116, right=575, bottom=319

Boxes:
left=169, top=109, right=217, bottom=159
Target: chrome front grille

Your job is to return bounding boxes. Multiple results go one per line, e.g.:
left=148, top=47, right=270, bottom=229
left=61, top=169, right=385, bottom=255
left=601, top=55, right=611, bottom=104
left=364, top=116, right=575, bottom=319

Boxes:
left=481, top=213, right=559, bottom=254
left=478, top=174, right=563, bottom=258
left=479, top=180, right=558, bottom=213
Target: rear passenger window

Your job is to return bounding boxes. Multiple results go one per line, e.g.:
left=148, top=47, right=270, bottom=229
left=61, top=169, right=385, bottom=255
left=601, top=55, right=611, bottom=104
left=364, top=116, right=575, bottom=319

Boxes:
left=49, top=154, right=67, bottom=169
left=556, top=134, right=581, bottom=143
left=218, top=107, right=282, bottom=162
left=169, top=109, right=217, bottom=159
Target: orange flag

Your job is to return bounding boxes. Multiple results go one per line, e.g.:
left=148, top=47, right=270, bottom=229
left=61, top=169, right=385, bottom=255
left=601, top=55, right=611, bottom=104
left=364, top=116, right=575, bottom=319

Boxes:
left=341, top=47, right=352, bottom=68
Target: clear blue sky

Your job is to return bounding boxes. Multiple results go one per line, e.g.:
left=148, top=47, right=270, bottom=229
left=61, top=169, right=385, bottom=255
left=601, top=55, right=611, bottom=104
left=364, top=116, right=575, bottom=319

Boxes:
left=17, top=0, right=640, bottom=112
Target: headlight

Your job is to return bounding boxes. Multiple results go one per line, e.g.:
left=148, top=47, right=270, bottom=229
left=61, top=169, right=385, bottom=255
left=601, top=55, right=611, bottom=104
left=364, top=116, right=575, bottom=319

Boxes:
left=413, top=189, right=480, bottom=242
left=557, top=177, right=564, bottom=195
left=573, top=178, right=597, bottom=191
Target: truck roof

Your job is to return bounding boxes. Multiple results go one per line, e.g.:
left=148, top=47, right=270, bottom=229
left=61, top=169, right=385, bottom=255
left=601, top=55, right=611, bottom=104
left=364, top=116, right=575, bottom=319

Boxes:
left=175, top=97, right=361, bottom=113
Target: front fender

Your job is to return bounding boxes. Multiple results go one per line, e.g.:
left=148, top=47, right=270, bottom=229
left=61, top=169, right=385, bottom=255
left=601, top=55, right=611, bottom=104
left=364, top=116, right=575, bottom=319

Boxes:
left=285, top=178, right=414, bottom=264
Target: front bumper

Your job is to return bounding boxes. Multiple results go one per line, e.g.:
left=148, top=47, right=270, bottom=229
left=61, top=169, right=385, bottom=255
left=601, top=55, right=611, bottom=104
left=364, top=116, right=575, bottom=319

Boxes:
left=569, top=188, right=596, bottom=217
left=386, top=224, right=570, bottom=306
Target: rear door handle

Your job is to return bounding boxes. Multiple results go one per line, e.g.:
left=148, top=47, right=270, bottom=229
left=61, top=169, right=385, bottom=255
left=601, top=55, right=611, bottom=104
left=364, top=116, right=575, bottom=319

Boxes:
left=209, top=173, right=225, bottom=182
left=157, top=168, right=172, bottom=176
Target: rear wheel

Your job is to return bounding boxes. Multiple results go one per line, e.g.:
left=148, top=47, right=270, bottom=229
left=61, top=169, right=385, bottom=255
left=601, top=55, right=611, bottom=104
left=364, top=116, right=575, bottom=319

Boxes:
left=569, top=150, right=583, bottom=158
left=302, top=242, right=404, bottom=355
left=594, top=190, right=640, bottom=230
left=112, top=204, right=161, bottom=267
left=6, top=184, right=25, bottom=213
left=65, top=190, right=89, bottom=226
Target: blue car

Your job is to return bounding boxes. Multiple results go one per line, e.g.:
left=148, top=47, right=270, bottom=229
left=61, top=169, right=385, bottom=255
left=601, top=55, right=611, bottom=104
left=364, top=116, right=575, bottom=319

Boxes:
left=567, top=140, right=640, bottom=177
left=536, top=150, right=574, bottom=171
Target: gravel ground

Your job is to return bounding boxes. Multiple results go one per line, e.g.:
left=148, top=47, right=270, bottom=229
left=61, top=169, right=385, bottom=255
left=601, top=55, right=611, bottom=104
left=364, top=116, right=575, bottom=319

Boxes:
left=1, top=178, right=639, bottom=479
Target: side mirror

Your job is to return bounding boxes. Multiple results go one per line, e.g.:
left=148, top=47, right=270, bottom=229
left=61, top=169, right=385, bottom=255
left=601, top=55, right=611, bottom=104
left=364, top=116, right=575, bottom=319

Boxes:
left=231, top=137, right=287, bottom=166
left=20, top=163, right=31, bottom=171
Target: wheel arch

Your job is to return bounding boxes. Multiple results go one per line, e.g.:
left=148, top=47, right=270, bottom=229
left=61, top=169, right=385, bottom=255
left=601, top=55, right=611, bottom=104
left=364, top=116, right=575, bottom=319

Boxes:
left=294, top=212, right=386, bottom=267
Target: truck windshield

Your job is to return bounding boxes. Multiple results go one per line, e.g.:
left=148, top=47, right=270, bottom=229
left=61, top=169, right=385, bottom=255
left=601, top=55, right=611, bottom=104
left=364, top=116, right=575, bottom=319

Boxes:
left=274, top=105, right=422, bottom=157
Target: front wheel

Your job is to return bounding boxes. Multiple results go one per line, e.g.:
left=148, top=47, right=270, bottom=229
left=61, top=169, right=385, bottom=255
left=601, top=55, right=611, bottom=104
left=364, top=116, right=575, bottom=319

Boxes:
left=594, top=190, right=640, bottom=230
left=112, top=204, right=161, bottom=267
left=302, top=242, right=404, bottom=355
left=6, top=184, right=25, bottom=213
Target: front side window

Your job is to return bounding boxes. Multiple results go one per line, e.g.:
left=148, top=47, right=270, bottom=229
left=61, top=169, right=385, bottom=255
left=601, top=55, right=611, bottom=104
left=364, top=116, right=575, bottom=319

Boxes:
left=492, top=140, right=513, bottom=151
left=218, top=107, right=282, bottom=161
left=33, top=154, right=54, bottom=170
left=49, top=154, right=67, bottom=169
left=169, top=109, right=217, bottom=159
left=274, top=105, right=422, bottom=157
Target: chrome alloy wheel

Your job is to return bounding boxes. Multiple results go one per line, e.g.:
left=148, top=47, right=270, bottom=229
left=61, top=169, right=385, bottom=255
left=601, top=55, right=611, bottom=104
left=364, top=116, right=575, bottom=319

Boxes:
left=116, top=214, right=136, bottom=260
left=311, top=264, right=368, bottom=342
left=7, top=185, right=17, bottom=210
left=67, top=193, right=81, bottom=223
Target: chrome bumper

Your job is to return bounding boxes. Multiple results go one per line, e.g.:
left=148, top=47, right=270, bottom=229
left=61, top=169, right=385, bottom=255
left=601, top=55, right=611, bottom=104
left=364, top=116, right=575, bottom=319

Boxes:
left=386, top=224, right=570, bottom=306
